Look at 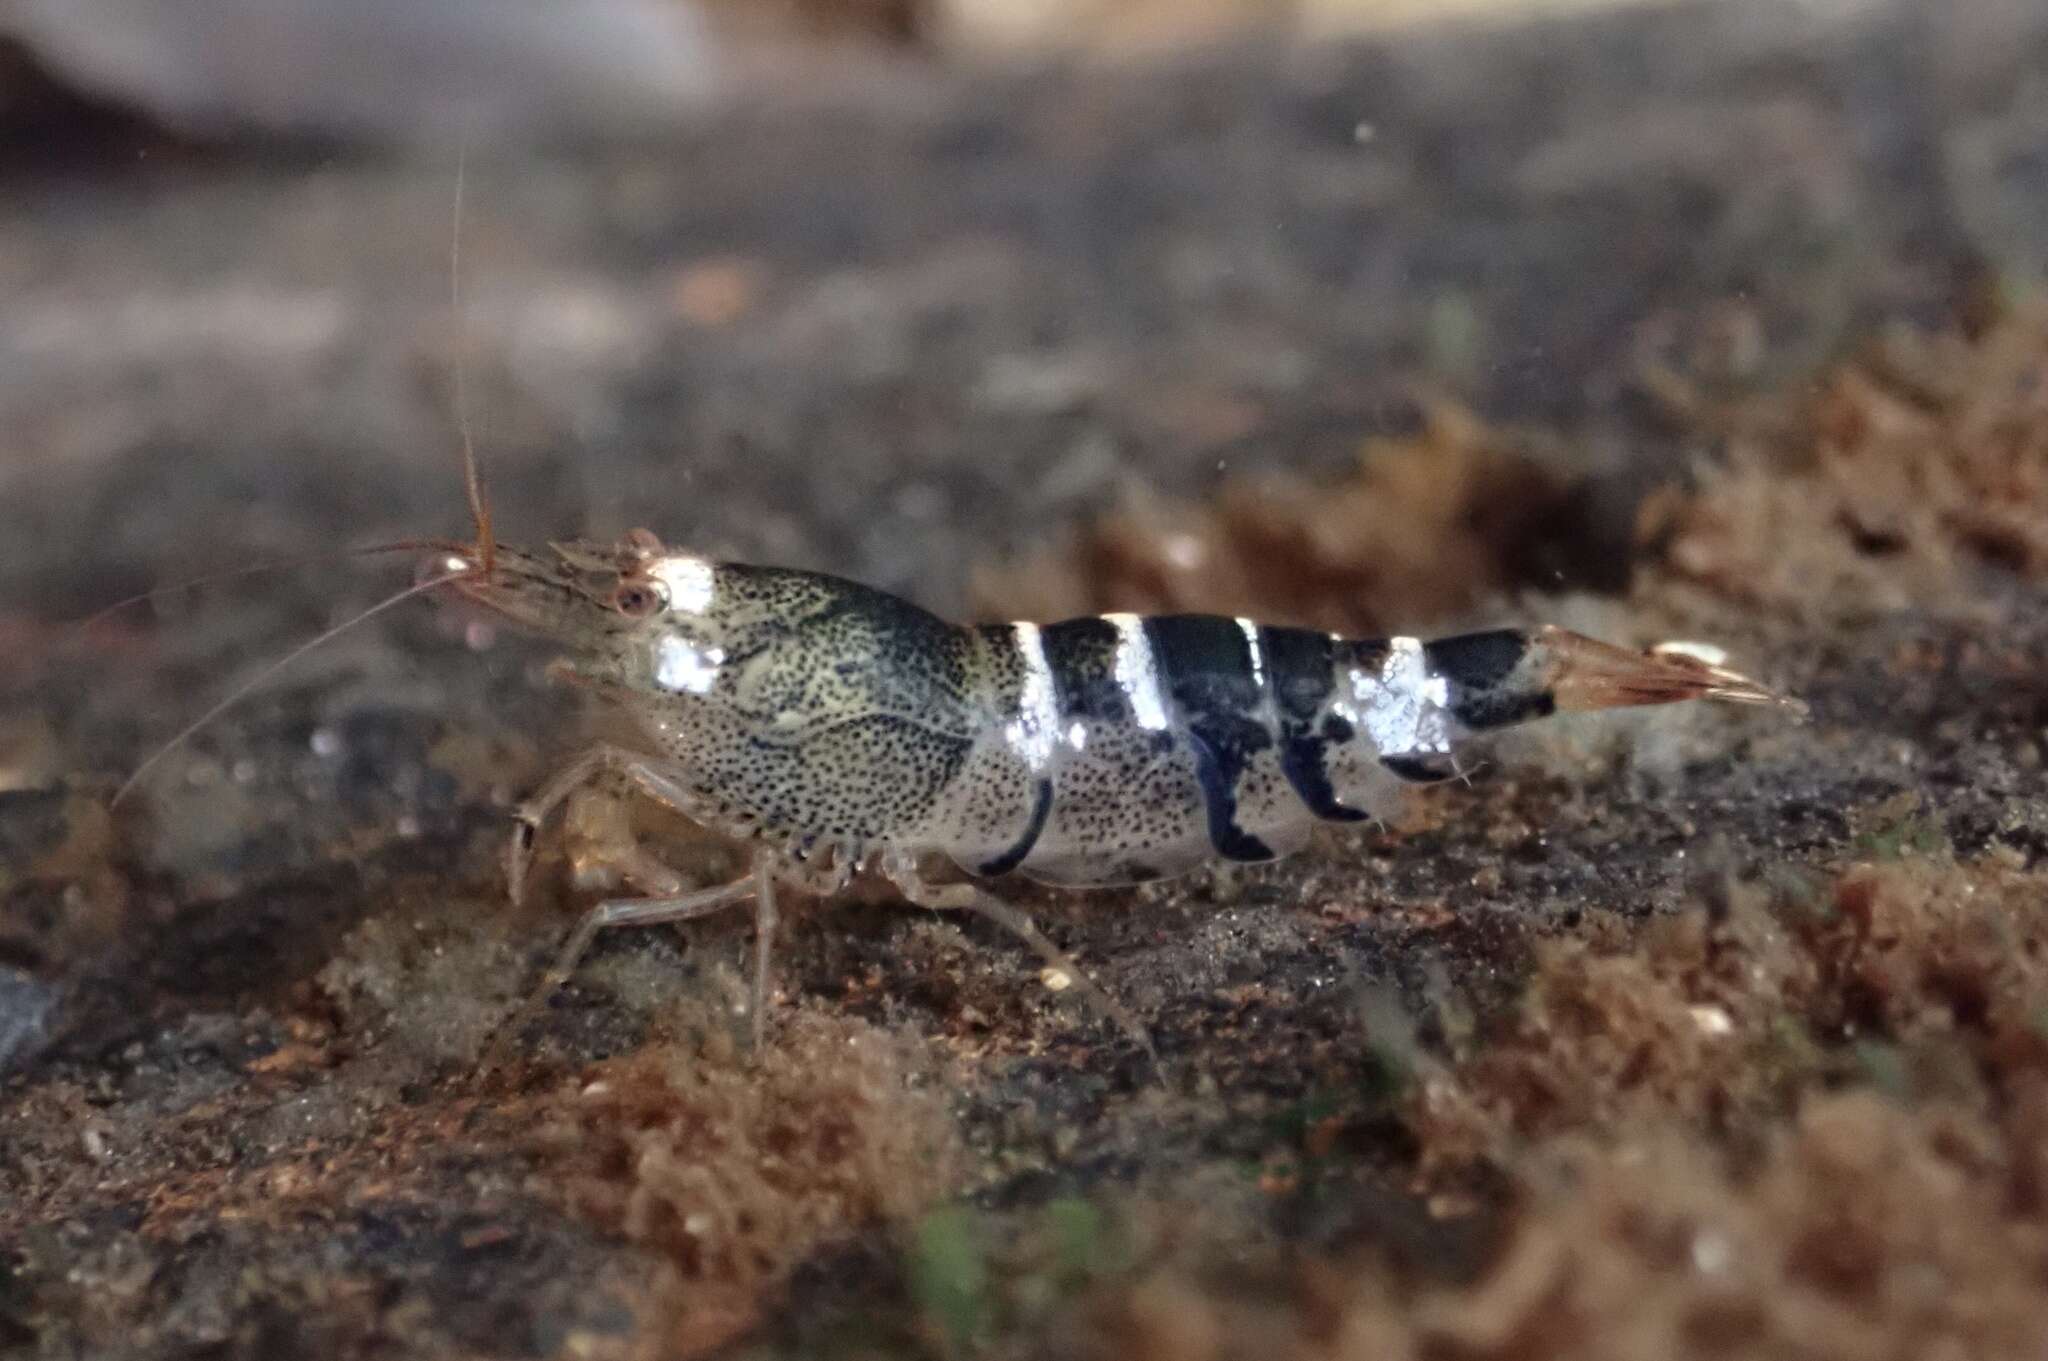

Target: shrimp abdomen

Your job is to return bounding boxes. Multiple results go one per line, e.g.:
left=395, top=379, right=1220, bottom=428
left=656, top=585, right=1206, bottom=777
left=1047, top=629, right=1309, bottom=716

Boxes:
left=922, top=614, right=1783, bottom=887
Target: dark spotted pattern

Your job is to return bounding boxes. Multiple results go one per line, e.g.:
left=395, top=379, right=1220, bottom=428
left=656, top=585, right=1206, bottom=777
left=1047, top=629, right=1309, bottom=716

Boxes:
left=1023, top=707, right=1209, bottom=885
left=976, top=777, right=1053, bottom=876
left=627, top=564, right=981, bottom=855
left=713, top=566, right=978, bottom=731
left=924, top=625, right=1063, bottom=876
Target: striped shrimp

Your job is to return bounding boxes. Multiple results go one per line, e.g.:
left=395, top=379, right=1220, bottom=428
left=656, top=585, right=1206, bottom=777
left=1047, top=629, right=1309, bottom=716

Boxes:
left=426, top=529, right=1793, bottom=1054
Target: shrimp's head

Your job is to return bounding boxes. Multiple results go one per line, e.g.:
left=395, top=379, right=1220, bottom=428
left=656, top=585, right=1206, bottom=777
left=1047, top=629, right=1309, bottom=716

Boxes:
left=427, top=528, right=707, bottom=691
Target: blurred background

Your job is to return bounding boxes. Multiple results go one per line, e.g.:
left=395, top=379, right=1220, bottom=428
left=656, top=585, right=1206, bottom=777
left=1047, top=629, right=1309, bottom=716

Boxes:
left=5, top=0, right=2043, bottom=624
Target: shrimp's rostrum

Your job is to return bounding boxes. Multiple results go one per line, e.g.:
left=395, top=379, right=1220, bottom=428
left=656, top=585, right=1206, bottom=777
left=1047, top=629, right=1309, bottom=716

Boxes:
left=444, top=529, right=1791, bottom=1054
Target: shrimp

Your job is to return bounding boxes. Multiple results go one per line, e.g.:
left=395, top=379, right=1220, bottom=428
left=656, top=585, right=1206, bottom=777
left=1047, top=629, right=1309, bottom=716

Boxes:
left=423, top=529, right=1795, bottom=1056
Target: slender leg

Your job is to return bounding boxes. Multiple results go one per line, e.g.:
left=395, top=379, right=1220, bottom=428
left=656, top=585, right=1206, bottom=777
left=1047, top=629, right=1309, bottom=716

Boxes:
left=507, top=744, right=701, bottom=905
left=882, top=853, right=1155, bottom=1061
left=487, top=874, right=757, bottom=1065
left=750, top=850, right=779, bottom=1053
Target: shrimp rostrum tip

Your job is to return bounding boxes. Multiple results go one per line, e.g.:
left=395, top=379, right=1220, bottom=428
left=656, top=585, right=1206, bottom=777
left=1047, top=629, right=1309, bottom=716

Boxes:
left=429, top=528, right=1792, bottom=1054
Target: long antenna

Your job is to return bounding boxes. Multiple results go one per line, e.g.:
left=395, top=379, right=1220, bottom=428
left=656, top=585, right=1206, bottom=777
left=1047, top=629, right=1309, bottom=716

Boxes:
left=450, top=141, right=495, bottom=578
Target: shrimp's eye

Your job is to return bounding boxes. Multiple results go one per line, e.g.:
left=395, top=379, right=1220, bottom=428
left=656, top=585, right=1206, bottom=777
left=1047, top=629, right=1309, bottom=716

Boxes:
left=611, top=579, right=666, bottom=618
